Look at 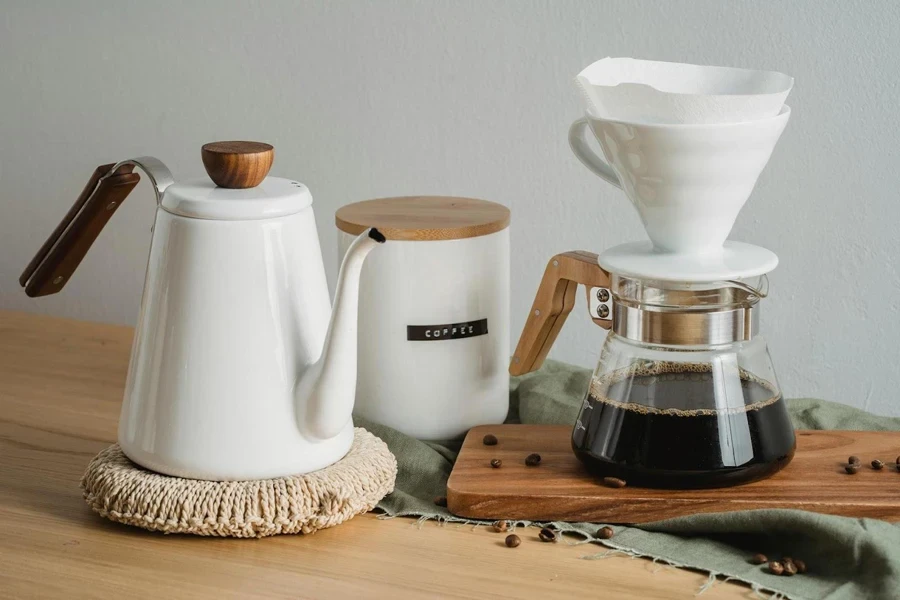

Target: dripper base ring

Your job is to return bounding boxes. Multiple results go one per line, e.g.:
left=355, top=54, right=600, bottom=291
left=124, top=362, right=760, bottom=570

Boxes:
left=598, top=240, right=778, bottom=283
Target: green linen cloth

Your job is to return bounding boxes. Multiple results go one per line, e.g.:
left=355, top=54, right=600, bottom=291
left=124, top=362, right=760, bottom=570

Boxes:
left=356, top=360, right=900, bottom=600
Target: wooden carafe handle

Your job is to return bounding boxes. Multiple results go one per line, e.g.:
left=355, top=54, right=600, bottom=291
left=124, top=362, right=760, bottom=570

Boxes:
left=509, top=251, right=611, bottom=376
left=19, top=164, right=141, bottom=297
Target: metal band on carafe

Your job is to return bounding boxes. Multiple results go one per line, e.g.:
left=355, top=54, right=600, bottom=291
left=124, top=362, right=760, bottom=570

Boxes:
left=604, top=276, right=766, bottom=346
left=612, top=303, right=759, bottom=346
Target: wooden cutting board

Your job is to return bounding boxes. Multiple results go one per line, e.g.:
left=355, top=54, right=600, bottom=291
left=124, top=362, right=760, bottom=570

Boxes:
left=446, top=425, right=900, bottom=523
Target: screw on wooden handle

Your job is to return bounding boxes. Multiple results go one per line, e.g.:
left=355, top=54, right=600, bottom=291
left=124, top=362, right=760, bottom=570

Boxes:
left=20, top=164, right=140, bottom=297
left=201, top=141, right=274, bottom=189
left=509, top=251, right=611, bottom=376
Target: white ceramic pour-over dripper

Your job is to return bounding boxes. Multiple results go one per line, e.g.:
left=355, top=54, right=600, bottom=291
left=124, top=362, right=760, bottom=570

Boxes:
left=569, top=106, right=791, bottom=256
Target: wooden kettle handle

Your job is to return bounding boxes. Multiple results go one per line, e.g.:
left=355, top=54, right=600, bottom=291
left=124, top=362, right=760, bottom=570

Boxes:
left=509, top=251, right=611, bottom=376
left=19, top=164, right=140, bottom=297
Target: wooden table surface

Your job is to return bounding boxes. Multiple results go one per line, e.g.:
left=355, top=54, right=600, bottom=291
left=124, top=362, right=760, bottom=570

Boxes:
left=0, top=310, right=752, bottom=599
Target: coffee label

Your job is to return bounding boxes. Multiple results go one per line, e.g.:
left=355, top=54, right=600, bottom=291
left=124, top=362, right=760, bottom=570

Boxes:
left=407, top=318, right=488, bottom=341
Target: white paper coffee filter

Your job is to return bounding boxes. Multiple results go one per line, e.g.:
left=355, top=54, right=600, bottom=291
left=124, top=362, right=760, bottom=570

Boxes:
left=576, top=57, right=793, bottom=124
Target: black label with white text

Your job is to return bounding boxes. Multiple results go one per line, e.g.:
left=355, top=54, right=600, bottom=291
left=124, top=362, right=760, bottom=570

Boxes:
left=407, top=318, right=489, bottom=341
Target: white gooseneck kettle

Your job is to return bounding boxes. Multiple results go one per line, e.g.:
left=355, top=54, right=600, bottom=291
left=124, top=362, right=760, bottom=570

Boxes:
left=20, top=142, right=385, bottom=480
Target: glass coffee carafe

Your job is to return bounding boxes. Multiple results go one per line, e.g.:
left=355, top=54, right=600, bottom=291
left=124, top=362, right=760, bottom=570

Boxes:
left=571, top=274, right=795, bottom=488
left=510, top=252, right=795, bottom=489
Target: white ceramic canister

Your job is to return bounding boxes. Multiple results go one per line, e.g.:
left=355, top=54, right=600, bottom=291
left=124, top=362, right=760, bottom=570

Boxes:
left=336, top=197, right=510, bottom=440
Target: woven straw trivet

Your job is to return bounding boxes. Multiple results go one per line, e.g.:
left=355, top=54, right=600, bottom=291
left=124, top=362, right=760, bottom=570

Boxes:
left=81, top=428, right=397, bottom=538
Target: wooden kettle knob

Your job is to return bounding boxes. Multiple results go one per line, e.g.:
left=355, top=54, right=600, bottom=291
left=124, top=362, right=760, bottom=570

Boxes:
left=201, top=141, right=274, bottom=188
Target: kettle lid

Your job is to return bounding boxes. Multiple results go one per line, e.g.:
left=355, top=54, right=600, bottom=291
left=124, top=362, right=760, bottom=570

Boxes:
left=160, top=141, right=312, bottom=220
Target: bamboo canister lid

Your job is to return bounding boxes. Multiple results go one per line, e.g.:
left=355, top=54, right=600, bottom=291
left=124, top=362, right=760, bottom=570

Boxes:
left=335, top=196, right=510, bottom=241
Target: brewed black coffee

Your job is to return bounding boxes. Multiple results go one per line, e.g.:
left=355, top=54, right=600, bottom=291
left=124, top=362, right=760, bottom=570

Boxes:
left=572, top=368, right=795, bottom=489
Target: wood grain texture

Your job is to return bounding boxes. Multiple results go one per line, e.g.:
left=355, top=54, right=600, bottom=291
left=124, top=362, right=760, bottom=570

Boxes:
left=20, top=165, right=140, bottom=297
left=447, top=425, right=900, bottom=523
left=335, top=196, right=510, bottom=241
left=201, top=141, right=273, bottom=188
left=0, top=311, right=749, bottom=599
left=20, top=163, right=117, bottom=288
left=509, top=251, right=611, bottom=376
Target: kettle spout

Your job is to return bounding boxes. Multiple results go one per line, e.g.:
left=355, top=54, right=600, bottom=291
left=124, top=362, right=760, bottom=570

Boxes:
left=297, top=227, right=385, bottom=440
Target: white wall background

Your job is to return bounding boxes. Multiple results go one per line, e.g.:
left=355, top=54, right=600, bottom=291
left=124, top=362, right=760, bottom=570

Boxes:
left=2, top=0, right=899, bottom=414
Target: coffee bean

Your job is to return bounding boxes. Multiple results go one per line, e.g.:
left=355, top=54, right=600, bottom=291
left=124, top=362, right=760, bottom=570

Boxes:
left=793, top=559, right=807, bottom=574
left=750, top=553, right=768, bottom=565
left=490, top=458, right=502, bottom=468
left=525, top=453, right=542, bottom=467
left=895, top=456, right=900, bottom=465
left=849, top=455, right=861, bottom=465
left=505, top=534, right=521, bottom=548
left=483, top=434, right=498, bottom=446
left=597, top=526, right=614, bottom=540
left=783, top=561, right=798, bottom=576
left=872, top=459, right=885, bottom=470
left=539, top=527, right=558, bottom=543
left=602, top=476, right=627, bottom=488
left=433, top=495, right=447, bottom=507
left=494, top=520, right=508, bottom=533
left=845, top=464, right=859, bottom=474
left=768, top=561, right=784, bottom=575
left=782, top=556, right=793, bottom=565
